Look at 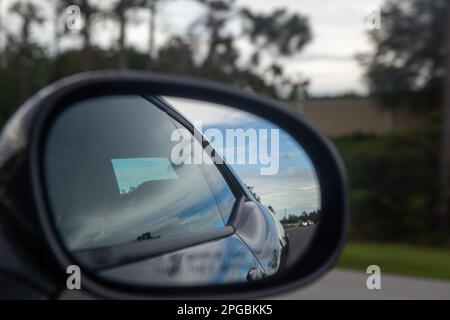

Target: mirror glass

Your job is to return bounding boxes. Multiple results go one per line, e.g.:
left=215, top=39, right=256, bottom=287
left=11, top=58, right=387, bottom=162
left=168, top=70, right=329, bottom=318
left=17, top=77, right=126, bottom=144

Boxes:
left=43, top=94, right=321, bottom=287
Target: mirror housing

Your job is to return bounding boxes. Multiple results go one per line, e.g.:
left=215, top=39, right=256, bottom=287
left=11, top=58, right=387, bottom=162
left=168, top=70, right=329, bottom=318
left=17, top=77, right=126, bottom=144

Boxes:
left=0, top=71, right=347, bottom=299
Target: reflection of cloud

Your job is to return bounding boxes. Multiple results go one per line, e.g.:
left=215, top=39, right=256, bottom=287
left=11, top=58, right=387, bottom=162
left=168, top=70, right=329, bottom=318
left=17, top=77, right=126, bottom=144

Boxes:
left=245, top=174, right=320, bottom=219
left=64, top=163, right=224, bottom=250
left=280, top=150, right=305, bottom=159
left=298, top=185, right=317, bottom=191
left=278, top=166, right=301, bottom=177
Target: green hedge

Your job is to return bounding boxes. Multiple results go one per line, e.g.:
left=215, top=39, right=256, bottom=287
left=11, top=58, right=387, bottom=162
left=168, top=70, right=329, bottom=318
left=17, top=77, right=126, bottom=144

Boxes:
left=333, top=133, right=446, bottom=244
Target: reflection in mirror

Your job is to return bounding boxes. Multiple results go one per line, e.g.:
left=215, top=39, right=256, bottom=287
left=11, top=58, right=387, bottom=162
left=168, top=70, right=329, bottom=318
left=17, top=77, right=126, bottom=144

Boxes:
left=165, top=97, right=321, bottom=268
left=43, top=94, right=321, bottom=287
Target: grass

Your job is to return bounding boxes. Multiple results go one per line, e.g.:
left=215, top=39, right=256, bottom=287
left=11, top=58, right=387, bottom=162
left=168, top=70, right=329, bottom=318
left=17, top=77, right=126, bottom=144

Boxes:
left=336, top=242, right=450, bottom=281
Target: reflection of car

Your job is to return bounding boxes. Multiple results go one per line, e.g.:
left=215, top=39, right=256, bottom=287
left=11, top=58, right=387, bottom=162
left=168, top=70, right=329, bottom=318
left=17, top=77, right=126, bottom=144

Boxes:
left=299, top=220, right=316, bottom=227
left=0, top=94, right=289, bottom=288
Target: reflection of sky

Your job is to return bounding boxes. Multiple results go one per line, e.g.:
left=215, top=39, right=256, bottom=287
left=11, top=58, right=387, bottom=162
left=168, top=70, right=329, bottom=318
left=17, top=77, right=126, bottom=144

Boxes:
left=166, top=97, right=321, bottom=220
left=111, top=157, right=178, bottom=194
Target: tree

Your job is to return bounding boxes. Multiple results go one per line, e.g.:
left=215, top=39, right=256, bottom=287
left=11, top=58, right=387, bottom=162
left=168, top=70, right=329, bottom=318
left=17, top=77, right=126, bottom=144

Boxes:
left=153, top=36, right=196, bottom=73
left=0, top=0, right=3, bottom=57
left=8, top=1, right=46, bottom=100
left=361, top=0, right=449, bottom=235
left=143, top=0, right=166, bottom=63
left=191, top=0, right=238, bottom=70
left=190, top=0, right=312, bottom=99
left=241, top=8, right=311, bottom=62
left=49, top=0, right=61, bottom=55
left=109, top=0, right=145, bottom=69
left=361, top=0, right=446, bottom=108
left=241, top=8, right=311, bottom=100
left=56, top=0, right=100, bottom=70
left=147, top=0, right=157, bottom=62
left=9, top=1, right=45, bottom=44
left=245, top=184, right=261, bottom=203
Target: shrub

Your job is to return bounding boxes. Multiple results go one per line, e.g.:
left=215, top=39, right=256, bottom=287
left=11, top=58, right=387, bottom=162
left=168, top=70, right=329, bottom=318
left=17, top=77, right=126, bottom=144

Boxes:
left=334, top=133, right=440, bottom=244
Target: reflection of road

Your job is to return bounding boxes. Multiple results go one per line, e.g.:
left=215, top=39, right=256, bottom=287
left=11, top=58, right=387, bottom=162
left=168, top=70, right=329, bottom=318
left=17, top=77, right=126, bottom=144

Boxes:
left=271, top=269, right=450, bottom=300
left=286, top=225, right=317, bottom=268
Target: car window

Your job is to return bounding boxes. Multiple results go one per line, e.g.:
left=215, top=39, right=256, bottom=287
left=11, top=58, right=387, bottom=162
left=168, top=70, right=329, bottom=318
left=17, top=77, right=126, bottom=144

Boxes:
left=44, top=95, right=233, bottom=251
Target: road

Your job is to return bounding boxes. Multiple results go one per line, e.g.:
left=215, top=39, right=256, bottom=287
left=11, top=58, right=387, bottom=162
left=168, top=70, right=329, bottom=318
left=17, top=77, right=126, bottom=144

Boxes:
left=271, top=269, right=450, bottom=300
left=286, top=225, right=316, bottom=267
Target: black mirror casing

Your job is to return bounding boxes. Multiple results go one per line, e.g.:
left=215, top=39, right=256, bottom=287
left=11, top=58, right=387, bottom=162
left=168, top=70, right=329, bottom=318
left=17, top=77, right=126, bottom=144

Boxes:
left=0, top=71, right=348, bottom=299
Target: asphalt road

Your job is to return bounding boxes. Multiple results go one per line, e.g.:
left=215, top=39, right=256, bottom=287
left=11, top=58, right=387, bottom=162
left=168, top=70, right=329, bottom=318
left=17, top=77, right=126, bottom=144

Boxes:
left=286, top=225, right=316, bottom=267
left=271, top=269, right=450, bottom=300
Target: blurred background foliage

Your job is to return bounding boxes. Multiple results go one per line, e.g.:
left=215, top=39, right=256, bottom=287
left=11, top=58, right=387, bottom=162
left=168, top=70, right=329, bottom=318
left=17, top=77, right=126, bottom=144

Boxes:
left=0, top=0, right=313, bottom=124
left=335, top=132, right=441, bottom=244
left=0, top=0, right=449, bottom=248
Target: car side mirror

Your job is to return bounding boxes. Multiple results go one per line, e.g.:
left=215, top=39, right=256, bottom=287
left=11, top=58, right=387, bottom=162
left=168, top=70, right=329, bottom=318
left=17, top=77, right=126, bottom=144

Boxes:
left=0, top=71, right=347, bottom=299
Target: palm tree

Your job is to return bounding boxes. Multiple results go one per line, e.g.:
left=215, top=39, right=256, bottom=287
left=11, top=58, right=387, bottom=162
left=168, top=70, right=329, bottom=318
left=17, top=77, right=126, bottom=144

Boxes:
left=194, top=0, right=235, bottom=68
left=144, top=0, right=172, bottom=66
left=8, top=1, right=46, bottom=100
left=56, top=0, right=99, bottom=70
left=9, top=1, right=45, bottom=44
left=110, top=0, right=145, bottom=69
left=0, top=0, right=3, bottom=53
left=46, top=0, right=62, bottom=55
left=147, top=0, right=157, bottom=62
left=241, top=8, right=311, bottom=66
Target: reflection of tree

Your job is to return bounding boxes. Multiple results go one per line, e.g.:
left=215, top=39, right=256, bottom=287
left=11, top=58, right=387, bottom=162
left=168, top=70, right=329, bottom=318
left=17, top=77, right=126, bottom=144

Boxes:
left=120, top=179, right=158, bottom=200
left=136, top=231, right=161, bottom=242
left=245, top=184, right=260, bottom=202
left=121, top=185, right=137, bottom=196
left=280, top=209, right=321, bottom=225
left=246, top=184, right=276, bottom=215
left=281, top=214, right=299, bottom=224
left=307, top=210, right=320, bottom=224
